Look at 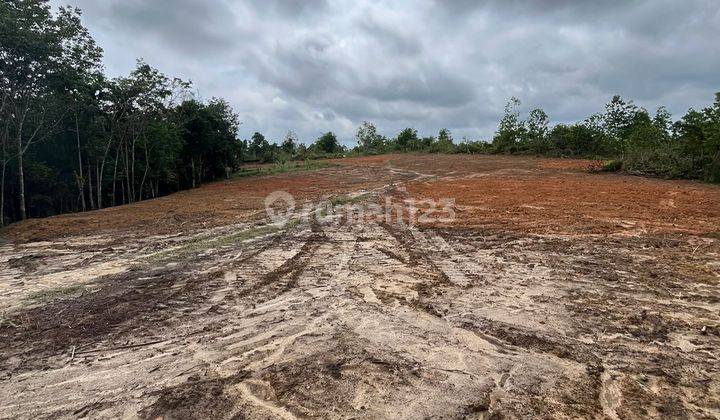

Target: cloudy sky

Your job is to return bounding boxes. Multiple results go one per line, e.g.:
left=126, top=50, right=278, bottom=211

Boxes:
left=49, top=0, right=720, bottom=146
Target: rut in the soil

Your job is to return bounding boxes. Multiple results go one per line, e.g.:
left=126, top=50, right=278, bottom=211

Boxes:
left=0, top=189, right=718, bottom=418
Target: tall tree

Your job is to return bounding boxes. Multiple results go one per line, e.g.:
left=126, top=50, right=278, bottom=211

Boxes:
left=356, top=121, right=385, bottom=154
left=314, top=132, right=342, bottom=154
left=525, top=108, right=549, bottom=152
left=434, top=128, right=454, bottom=153
left=281, top=130, right=298, bottom=156
left=603, top=95, right=639, bottom=146
left=0, top=91, right=10, bottom=225
left=395, top=128, right=418, bottom=151
left=0, top=1, right=101, bottom=219
left=493, top=97, right=525, bottom=153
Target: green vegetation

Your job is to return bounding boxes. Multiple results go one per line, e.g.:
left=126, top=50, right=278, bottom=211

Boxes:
left=0, top=1, right=244, bottom=225
left=600, top=159, right=623, bottom=173
left=329, top=193, right=371, bottom=206
left=23, top=285, right=84, bottom=304
left=341, top=94, right=720, bottom=183
left=484, top=95, right=720, bottom=182
left=147, top=223, right=286, bottom=261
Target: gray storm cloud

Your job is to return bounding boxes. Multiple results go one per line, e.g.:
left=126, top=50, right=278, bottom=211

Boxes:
left=50, top=0, right=720, bottom=145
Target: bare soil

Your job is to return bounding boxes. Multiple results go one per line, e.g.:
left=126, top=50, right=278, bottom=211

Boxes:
left=1, top=154, right=718, bottom=419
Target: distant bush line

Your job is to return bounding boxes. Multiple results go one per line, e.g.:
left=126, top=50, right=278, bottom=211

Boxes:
left=343, top=95, right=720, bottom=184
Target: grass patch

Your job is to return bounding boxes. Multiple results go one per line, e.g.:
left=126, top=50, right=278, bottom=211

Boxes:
left=329, top=193, right=371, bottom=206
left=234, top=161, right=335, bottom=178
left=23, top=285, right=84, bottom=304
left=601, top=159, right=623, bottom=172
left=212, top=224, right=287, bottom=246
left=702, top=231, right=720, bottom=240
left=146, top=222, right=296, bottom=262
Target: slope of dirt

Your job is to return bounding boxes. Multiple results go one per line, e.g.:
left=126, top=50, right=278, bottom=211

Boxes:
left=1, top=163, right=412, bottom=243
left=0, top=154, right=718, bottom=419
left=405, top=170, right=720, bottom=235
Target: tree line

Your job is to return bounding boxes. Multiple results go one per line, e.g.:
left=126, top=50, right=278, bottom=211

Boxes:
left=485, top=95, right=720, bottom=181
left=343, top=93, right=720, bottom=183
left=1, top=1, right=718, bottom=226
left=1, top=1, right=249, bottom=225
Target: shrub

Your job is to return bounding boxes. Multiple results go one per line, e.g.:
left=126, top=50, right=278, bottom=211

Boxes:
left=601, top=159, right=623, bottom=172
left=620, top=146, right=694, bottom=179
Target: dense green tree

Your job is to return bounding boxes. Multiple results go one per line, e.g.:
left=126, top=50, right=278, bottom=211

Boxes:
left=420, top=136, right=436, bottom=149
left=0, top=2, right=249, bottom=224
left=249, top=132, right=273, bottom=162
left=484, top=93, right=719, bottom=181
left=395, top=127, right=418, bottom=151
left=525, top=108, right=549, bottom=153
left=670, top=93, right=720, bottom=181
left=546, top=124, right=601, bottom=156
left=281, top=130, right=298, bottom=156
left=355, top=121, right=385, bottom=154
left=313, top=131, right=343, bottom=154
left=0, top=0, right=102, bottom=219
left=175, top=98, right=241, bottom=188
left=492, top=97, right=526, bottom=153
left=603, top=95, right=639, bottom=145
left=432, top=128, right=454, bottom=153
left=652, top=106, right=672, bottom=137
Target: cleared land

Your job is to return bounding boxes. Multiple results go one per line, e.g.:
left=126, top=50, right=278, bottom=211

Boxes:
left=1, top=154, right=719, bottom=419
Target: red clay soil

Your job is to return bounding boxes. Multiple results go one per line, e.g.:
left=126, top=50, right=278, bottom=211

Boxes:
left=335, top=154, right=720, bottom=235
left=3, top=154, right=719, bottom=241
left=331, top=153, right=605, bottom=176
left=406, top=171, right=720, bottom=235
left=1, top=164, right=405, bottom=242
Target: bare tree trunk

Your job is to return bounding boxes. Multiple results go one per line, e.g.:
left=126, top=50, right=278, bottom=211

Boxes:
left=190, top=158, right=196, bottom=188
left=0, top=161, right=5, bottom=226
left=120, top=171, right=125, bottom=205
left=138, top=136, right=149, bottom=202
left=96, top=160, right=102, bottom=209
left=130, top=130, right=137, bottom=202
left=16, top=120, right=26, bottom=220
left=87, top=161, right=95, bottom=210
left=13, top=102, right=59, bottom=219
left=75, top=113, right=86, bottom=212
left=1, top=120, right=8, bottom=226
left=123, top=139, right=131, bottom=204
left=0, top=96, right=6, bottom=225
left=97, top=135, right=113, bottom=209
left=112, top=146, right=119, bottom=207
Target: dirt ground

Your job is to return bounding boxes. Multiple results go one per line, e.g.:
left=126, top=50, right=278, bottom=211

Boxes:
left=1, top=154, right=718, bottom=419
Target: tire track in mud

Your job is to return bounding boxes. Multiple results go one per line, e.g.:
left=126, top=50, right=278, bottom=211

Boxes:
left=138, top=371, right=252, bottom=419
left=347, top=219, right=716, bottom=418
left=367, top=222, right=602, bottom=368
left=134, top=218, right=481, bottom=419
left=377, top=226, right=603, bottom=365
left=419, top=229, right=720, bottom=419
left=0, top=220, right=311, bottom=374
left=234, top=232, right=325, bottom=305
left=0, top=262, right=207, bottom=372
left=2, top=167, right=719, bottom=418
left=0, top=218, right=331, bottom=417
